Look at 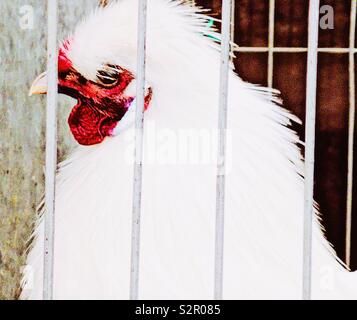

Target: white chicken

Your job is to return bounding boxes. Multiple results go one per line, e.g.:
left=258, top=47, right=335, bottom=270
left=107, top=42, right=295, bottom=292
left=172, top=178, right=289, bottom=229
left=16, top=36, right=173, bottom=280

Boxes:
left=22, top=0, right=357, bottom=299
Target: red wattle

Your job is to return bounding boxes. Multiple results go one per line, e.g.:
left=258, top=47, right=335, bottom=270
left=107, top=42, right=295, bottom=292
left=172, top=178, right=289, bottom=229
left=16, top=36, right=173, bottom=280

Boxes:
left=68, top=102, right=117, bottom=146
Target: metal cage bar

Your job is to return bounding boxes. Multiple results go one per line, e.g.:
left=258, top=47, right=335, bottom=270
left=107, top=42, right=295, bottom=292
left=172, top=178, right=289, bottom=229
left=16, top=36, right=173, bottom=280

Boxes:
left=303, top=0, right=320, bottom=300
left=43, top=0, right=59, bottom=300
left=130, top=0, right=148, bottom=300
left=346, top=0, right=357, bottom=269
left=214, top=0, right=233, bottom=300
left=267, top=0, right=275, bottom=88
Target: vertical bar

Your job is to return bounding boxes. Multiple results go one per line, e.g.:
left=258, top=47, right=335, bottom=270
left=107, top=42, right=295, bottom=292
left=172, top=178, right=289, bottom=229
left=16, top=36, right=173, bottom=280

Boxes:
left=43, top=0, right=58, bottom=300
left=267, top=0, right=275, bottom=88
left=346, top=0, right=357, bottom=269
left=214, top=0, right=232, bottom=300
left=230, top=0, right=235, bottom=61
left=303, top=0, right=320, bottom=300
left=130, top=0, right=148, bottom=300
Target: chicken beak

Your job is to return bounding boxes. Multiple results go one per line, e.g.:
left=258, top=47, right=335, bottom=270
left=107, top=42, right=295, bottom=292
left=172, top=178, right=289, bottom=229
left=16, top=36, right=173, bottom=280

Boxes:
left=29, top=72, right=48, bottom=96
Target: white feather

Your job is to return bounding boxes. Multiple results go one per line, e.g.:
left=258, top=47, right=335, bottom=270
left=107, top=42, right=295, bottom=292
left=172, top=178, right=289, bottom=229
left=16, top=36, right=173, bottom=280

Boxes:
left=22, top=0, right=357, bottom=299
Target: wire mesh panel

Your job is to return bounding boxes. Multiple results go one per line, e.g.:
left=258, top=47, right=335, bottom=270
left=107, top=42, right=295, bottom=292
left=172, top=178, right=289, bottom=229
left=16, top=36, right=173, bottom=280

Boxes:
left=231, top=0, right=357, bottom=283
left=222, top=0, right=357, bottom=296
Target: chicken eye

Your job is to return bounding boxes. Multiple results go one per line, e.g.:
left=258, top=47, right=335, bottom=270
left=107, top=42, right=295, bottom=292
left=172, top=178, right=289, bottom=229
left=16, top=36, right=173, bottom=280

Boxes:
left=96, top=64, right=121, bottom=88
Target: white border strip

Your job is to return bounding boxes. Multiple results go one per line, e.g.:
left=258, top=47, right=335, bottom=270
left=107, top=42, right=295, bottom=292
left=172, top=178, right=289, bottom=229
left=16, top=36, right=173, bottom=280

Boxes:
left=214, top=0, right=233, bottom=300
left=303, top=0, right=320, bottom=300
left=43, top=0, right=58, bottom=301
left=130, top=0, right=148, bottom=300
left=346, top=0, right=357, bottom=269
